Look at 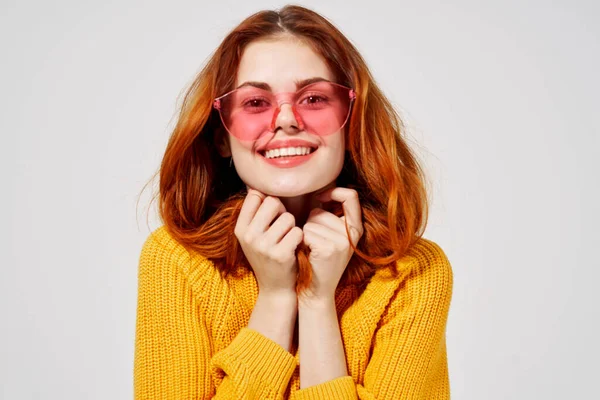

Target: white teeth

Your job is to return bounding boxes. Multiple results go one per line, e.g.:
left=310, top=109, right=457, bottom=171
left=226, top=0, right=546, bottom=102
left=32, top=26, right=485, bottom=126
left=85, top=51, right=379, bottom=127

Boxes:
left=264, top=146, right=314, bottom=159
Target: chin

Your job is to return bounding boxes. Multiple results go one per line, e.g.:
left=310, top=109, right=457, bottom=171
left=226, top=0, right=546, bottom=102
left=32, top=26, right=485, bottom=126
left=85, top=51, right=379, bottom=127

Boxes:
left=248, top=179, right=330, bottom=198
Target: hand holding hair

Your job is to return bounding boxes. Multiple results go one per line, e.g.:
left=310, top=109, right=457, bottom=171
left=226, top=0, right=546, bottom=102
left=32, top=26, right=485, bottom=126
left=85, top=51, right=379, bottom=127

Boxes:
left=298, top=186, right=364, bottom=305
left=235, top=188, right=302, bottom=352
left=234, top=188, right=304, bottom=299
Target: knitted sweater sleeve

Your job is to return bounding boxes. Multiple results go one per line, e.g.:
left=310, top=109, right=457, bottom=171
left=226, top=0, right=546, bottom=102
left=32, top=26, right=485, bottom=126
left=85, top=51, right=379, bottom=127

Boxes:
left=293, top=242, right=454, bottom=400
left=133, top=232, right=297, bottom=400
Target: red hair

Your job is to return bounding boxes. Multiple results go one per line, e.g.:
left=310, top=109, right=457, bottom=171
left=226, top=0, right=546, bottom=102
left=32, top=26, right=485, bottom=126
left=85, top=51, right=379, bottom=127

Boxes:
left=140, top=5, right=430, bottom=294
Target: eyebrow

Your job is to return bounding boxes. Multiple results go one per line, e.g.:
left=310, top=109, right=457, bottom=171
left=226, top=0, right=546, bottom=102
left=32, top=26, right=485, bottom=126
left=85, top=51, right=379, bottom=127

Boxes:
left=235, top=77, right=329, bottom=91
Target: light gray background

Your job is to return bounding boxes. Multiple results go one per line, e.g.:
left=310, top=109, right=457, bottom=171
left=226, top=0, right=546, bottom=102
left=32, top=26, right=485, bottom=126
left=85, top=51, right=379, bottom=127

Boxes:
left=1, top=0, right=598, bottom=398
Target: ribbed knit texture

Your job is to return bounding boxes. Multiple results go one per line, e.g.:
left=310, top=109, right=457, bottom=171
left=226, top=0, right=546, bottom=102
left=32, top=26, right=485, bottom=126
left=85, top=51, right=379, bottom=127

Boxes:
left=134, top=226, right=453, bottom=399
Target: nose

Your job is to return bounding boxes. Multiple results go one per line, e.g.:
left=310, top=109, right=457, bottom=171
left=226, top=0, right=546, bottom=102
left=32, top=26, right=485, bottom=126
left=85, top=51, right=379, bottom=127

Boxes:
left=272, top=103, right=303, bottom=132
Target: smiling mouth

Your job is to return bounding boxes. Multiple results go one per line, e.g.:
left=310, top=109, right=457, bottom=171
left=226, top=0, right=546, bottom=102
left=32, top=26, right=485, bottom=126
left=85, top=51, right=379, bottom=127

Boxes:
left=258, top=146, right=318, bottom=159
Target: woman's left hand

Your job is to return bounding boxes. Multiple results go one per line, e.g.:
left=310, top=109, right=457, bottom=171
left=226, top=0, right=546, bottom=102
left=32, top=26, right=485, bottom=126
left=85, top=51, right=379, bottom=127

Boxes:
left=299, top=186, right=364, bottom=304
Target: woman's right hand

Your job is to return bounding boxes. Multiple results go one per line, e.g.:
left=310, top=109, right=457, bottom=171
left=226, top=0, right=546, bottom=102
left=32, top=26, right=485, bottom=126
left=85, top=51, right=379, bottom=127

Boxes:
left=235, top=189, right=303, bottom=298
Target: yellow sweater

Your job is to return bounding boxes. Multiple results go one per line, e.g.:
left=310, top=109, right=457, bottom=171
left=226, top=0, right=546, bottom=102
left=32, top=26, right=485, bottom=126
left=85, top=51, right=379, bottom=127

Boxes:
left=134, top=226, right=453, bottom=399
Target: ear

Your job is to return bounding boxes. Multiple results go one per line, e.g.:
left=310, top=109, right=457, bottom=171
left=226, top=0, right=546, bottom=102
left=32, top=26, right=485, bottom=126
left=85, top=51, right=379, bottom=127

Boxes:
left=215, top=129, right=232, bottom=158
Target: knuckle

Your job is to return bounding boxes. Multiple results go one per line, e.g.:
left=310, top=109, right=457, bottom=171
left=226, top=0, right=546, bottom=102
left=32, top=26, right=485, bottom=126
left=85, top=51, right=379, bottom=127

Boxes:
left=265, top=196, right=280, bottom=207
left=241, top=231, right=254, bottom=244
left=322, top=243, right=336, bottom=255
left=272, top=251, right=289, bottom=264
left=324, top=249, right=336, bottom=258
left=292, top=227, right=304, bottom=242
left=255, top=238, right=269, bottom=253
left=303, top=222, right=315, bottom=231
left=335, top=242, right=348, bottom=252
left=247, top=189, right=265, bottom=201
left=281, top=212, right=295, bottom=226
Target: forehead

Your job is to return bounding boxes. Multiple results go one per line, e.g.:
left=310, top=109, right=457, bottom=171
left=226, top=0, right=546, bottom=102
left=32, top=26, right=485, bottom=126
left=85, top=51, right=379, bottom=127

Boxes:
left=235, top=37, right=334, bottom=91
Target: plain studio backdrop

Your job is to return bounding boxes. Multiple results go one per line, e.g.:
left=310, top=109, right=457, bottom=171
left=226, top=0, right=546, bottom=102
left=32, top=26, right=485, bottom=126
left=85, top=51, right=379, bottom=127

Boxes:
left=1, top=0, right=598, bottom=398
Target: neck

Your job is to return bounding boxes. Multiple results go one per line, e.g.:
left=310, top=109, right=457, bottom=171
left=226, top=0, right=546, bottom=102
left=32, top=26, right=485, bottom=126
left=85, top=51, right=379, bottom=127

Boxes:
left=247, top=181, right=335, bottom=226
left=279, top=192, right=321, bottom=227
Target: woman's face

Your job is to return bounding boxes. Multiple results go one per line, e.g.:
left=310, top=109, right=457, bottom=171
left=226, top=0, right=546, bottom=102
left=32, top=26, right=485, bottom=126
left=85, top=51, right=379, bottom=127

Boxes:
left=224, top=36, right=346, bottom=197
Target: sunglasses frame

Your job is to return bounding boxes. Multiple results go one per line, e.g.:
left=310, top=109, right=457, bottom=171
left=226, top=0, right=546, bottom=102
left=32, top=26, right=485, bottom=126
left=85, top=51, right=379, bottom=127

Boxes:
left=212, top=80, right=357, bottom=138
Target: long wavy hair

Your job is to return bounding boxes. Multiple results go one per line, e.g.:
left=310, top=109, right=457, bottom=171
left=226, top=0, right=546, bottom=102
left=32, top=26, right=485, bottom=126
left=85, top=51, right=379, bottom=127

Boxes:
left=140, top=5, right=430, bottom=294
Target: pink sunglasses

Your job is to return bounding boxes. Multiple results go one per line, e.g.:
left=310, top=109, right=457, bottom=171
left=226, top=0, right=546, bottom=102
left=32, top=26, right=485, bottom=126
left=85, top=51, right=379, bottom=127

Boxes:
left=213, top=80, right=356, bottom=141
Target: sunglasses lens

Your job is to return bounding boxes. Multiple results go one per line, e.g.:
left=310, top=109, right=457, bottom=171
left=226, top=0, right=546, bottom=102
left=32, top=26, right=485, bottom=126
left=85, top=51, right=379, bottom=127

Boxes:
left=216, top=82, right=353, bottom=141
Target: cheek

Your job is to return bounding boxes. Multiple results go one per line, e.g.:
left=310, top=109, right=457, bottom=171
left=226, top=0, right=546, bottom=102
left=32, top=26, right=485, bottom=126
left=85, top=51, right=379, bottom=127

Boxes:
left=323, top=131, right=345, bottom=153
left=228, top=135, right=256, bottom=157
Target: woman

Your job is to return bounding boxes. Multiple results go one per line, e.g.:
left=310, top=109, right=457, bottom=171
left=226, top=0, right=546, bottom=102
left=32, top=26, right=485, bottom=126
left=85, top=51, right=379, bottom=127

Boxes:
left=134, top=5, right=453, bottom=399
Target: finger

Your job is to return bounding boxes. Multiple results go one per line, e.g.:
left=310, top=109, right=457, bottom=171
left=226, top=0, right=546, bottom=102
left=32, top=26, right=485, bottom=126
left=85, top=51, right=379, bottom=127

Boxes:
left=316, top=187, right=362, bottom=234
left=248, top=196, right=286, bottom=234
left=301, top=225, right=328, bottom=249
left=306, top=208, right=345, bottom=233
left=303, top=221, right=348, bottom=248
left=237, top=189, right=267, bottom=229
left=263, top=212, right=297, bottom=245
left=278, top=225, right=304, bottom=251
left=340, top=216, right=362, bottom=244
left=308, top=209, right=362, bottom=244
